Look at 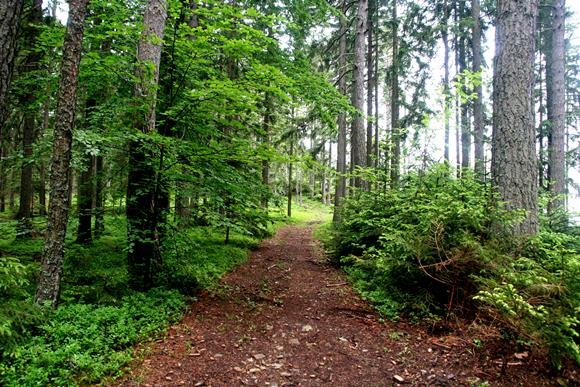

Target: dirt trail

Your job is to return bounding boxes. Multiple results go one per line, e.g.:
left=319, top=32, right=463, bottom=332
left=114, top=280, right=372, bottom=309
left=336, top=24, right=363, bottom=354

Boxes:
left=118, top=224, right=562, bottom=386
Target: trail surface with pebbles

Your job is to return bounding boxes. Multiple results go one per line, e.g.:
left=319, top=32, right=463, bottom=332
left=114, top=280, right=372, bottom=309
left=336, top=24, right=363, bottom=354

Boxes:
left=118, top=223, right=569, bottom=386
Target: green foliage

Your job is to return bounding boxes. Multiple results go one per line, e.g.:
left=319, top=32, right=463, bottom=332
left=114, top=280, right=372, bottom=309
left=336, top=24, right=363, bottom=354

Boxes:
left=474, top=230, right=580, bottom=369
left=0, top=257, right=42, bottom=355
left=330, top=165, right=498, bottom=318
left=0, top=288, right=185, bottom=386
left=161, top=225, right=260, bottom=292
left=330, top=165, right=579, bottom=367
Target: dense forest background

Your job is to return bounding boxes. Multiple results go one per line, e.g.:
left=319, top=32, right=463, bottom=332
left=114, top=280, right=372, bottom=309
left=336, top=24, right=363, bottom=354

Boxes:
left=0, top=0, right=578, bottom=384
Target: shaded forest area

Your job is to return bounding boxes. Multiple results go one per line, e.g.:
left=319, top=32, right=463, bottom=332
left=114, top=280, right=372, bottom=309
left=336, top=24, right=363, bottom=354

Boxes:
left=0, top=0, right=578, bottom=385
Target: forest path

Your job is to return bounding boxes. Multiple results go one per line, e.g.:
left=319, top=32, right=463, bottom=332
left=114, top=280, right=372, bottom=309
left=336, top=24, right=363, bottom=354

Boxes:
left=118, top=223, right=554, bottom=386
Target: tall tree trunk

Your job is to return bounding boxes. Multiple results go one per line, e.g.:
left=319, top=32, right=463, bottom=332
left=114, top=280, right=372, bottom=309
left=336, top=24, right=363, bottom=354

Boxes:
left=333, top=4, right=348, bottom=223
left=458, top=2, right=470, bottom=172
left=373, top=12, right=379, bottom=171
left=546, top=0, right=566, bottom=214
left=390, top=0, right=400, bottom=185
left=472, top=0, right=485, bottom=177
left=491, top=0, right=539, bottom=236
left=15, top=0, right=43, bottom=238
left=0, top=0, right=24, bottom=129
left=366, top=0, right=375, bottom=169
left=442, top=0, right=451, bottom=164
left=35, top=0, right=89, bottom=307
left=351, top=0, right=368, bottom=189
left=126, top=0, right=168, bottom=291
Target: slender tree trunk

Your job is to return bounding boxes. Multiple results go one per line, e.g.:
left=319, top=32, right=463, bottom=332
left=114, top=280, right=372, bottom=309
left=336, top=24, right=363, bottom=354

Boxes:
left=442, top=0, right=451, bottom=164
left=15, top=113, right=34, bottom=238
left=538, top=45, right=546, bottom=191
left=76, top=157, right=93, bottom=243
left=546, top=0, right=566, bottom=214
left=491, top=0, right=539, bottom=236
left=15, top=0, right=43, bottom=238
left=457, top=2, right=470, bottom=172
left=0, top=0, right=24, bottom=129
left=472, top=0, right=485, bottom=177
left=366, top=0, right=375, bottom=170
left=373, top=14, right=379, bottom=171
left=351, top=0, right=368, bottom=189
left=287, top=135, right=293, bottom=218
left=333, top=4, right=348, bottom=223
left=126, top=0, right=168, bottom=291
left=261, top=93, right=271, bottom=208
left=93, top=155, right=105, bottom=237
left=75, top=99, right=97, bottom=244
left=36, top=0, right=89, bottom=307
left=390, top=0, right=400, bottom=185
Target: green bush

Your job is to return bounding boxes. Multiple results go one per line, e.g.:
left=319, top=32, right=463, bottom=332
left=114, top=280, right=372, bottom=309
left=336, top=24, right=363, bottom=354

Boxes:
left=330, top=164, right=579, bottom=367
left=0, top=288, right=185, bottom=386
left=0, top=257, right=42, bottom=356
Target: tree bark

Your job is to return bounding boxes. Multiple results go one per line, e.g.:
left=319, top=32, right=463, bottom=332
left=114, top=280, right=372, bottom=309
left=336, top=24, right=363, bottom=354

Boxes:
left=390, top=0, right=400, bottom=185
left=442, top=0, right=451, bottom=164
left=76, top=157, right=94, bottom=244
left=261, top=93, right=271, bottom=208
left=366, top=0, right=375, bottom=169
left=472, top=0, right=485, bottom=178
left=491, top=0, right=539, bottom=236
left=36, top=0, right=89, bottom=307
left=0, top=0, right=24, bottom=129
left=546, top=0, right=566, bottom=214
left=15, top=112, right=34, bottom=238
left=93, top=155, right=105, bottom=237
left=15, top=0, right=43, bottom=238
left=333, top=4, right=348, bottom=223
left=126, top=0, right=168, bottom=291
left=351, top=0, right=368, bottom=189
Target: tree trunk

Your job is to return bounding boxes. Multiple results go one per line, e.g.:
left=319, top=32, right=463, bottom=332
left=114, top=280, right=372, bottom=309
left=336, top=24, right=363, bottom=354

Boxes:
left=472, top=0, right=485, bottom=177
left=36, top=0, right=89, bottom=307
left=261, top=93, right=271, bottom=208
left=93, top=155, right=105, bottom=237
left=546, top=0, right=566, bottom=214
left=366, top=0, right=375, bottom=169
left=491, top=0, right=539, bottom=236
left=351, top=0, right=368, bottom=189
left=458, top=2, right=470, bottom=172
left=15, top=0, right=43, bottom=238
left=442, top=0, right=451, bottom=164
left=126, top=0, right=168, bottom=291
left=15, top=112, right=34, bottom=238
left=390, top=0, right=400, bottom=185
left=287, top=135, right=293, bottom=218
left=333, top=4, right=348, bottom=223
left=0, top=0, right=24, bottom=129
left=76, top=157, right=93, bottom=244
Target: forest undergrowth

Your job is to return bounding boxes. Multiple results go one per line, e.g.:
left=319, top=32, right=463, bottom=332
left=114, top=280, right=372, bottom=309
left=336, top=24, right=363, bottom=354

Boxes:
left=324, top=165, right=579, bottom=371
left=0, top=202, right=326, bottom=386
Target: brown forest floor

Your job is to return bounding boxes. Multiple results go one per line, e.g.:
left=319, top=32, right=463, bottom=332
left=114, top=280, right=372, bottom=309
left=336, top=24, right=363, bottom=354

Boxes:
left=117, top=223, right=577, bottom=387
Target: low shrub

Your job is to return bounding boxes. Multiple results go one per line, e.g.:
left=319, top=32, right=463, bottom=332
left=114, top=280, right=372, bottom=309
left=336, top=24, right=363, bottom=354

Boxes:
left=0, top=288, right=185, bottom=386
left=329, top=164, right=579, bottom=367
